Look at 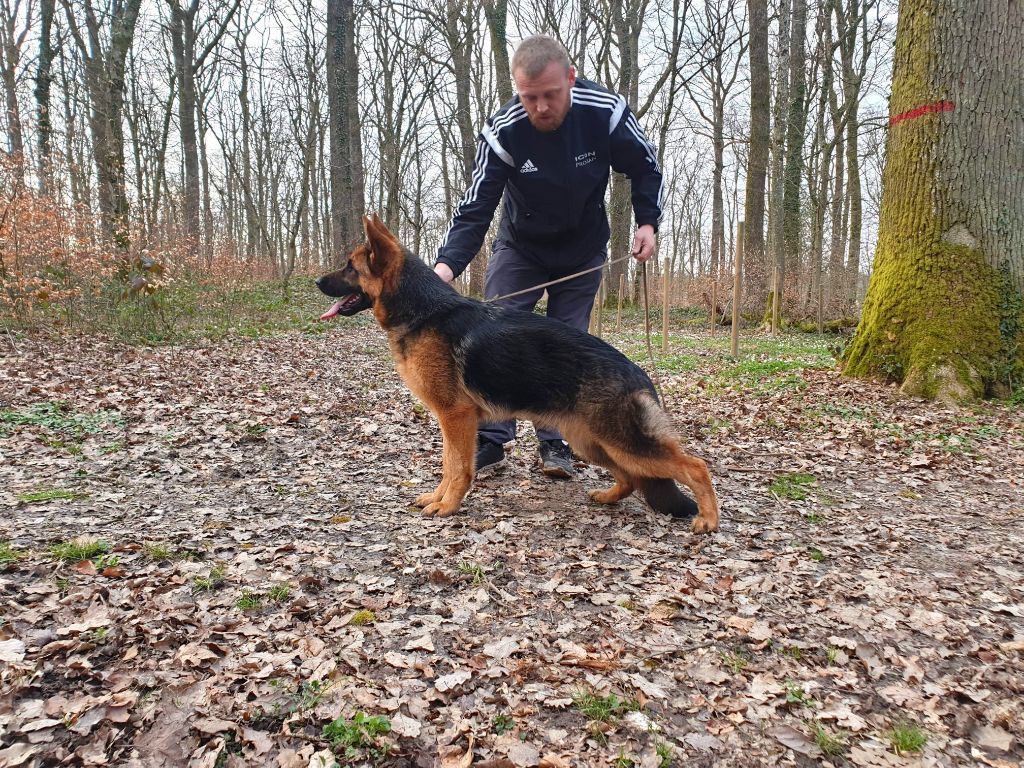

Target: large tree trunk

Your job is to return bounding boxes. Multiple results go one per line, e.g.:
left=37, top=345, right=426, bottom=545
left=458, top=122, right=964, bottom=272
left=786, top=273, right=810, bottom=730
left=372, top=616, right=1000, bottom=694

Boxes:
left=843, top=0, right=1024, bottom=401
left=327, top=0, right=366, bottom=264
left=743, top=0, right=770, bottom=310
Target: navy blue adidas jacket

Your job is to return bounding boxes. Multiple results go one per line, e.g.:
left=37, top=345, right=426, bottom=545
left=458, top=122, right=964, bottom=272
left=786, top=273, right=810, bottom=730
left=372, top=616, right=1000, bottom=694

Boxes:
left=437, top=78, right=663, bottom=277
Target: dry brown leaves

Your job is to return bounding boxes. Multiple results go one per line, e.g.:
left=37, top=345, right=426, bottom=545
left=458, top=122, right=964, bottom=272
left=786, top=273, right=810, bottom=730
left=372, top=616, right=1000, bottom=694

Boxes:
left=0, top=327, right=1021, bottom=767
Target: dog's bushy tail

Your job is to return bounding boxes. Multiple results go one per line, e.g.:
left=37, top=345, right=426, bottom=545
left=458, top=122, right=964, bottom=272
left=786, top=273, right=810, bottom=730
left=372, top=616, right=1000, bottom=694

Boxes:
left=638, top=478, right=698, bottom=519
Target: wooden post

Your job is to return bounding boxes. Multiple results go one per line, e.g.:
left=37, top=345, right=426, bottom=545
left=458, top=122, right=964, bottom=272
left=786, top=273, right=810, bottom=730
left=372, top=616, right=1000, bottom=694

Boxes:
left=616, top=273, right=625, bottom=332
left=661, top=257, right=671, bottom=353
left=596, top=277, right=604, bottom=338
left=710, top=278, right=718, bottom=337
left=731, top=221, right=744, bottom=358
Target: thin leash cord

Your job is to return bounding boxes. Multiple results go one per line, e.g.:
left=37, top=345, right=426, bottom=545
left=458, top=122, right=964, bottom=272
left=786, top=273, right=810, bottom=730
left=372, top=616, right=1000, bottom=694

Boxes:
left=641, top=261, right=666, bottom=403
left=484, top=252, right=634, bottom=303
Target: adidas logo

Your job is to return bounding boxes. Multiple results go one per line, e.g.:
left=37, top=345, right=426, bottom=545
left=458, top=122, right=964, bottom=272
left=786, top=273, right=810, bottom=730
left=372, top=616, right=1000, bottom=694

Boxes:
left=520, top=159, right=539, bottom=173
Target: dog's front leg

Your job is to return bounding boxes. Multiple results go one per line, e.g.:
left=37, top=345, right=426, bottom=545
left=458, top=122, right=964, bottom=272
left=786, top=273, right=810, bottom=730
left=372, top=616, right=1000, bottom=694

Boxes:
left=420, top=406, right=477, bottom=518
left=414, top=412, right=450, bottom=508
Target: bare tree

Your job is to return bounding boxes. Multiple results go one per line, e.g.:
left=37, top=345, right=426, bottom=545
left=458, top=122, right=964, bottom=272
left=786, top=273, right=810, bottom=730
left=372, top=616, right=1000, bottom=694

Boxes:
left=61, top=0, right=143, bottom=251
left=34, top=0, right=55, bottom=192
left=780, top=0, right=807, bottom=286
left=743, top=0, right=769, bottom=308
left=683, top=0, right=746, bottom=286
left=327, top=0, right=365, bottom=264
left=1, top=0, right=32, bottom=170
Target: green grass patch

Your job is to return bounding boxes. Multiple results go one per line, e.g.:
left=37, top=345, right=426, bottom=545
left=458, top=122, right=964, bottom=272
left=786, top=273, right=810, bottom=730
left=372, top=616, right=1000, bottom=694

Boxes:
left=0, top=401, right=122, bottom=439
left=50, top=538, right=109, bottom=562
left=458, top=560, right=485, bottom=585
left=812, top=723, right=847, bottom=756
left=17, top=488, right=83, bottom=503
left=573, top=690, right=642, bottom=725
left=192, top=565, right=227, bottom=592
left=267, top=583, right=291, bottom=602
left=322, top=712, right=391, bottom=762
left=0, top=541, right=23, bottom=566
left=143, top=543, right=174, bottom=562
left=769, top=473, right=817, bottom=500
left=236, top=591, right=264, bottom=611
left=886, top=723, right=928, bottom=755
left=349, top=610, right=376, bottom=626
left=720, top=649, right=750, bottom=674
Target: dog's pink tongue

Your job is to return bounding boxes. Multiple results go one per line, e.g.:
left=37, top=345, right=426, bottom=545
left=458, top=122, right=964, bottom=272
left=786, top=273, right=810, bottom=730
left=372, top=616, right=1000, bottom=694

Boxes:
left=319, top=301, right=344, bottom=321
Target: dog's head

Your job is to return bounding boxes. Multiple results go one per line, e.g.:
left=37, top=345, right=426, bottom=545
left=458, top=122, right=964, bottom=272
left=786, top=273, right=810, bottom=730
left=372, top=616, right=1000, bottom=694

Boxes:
left=317, top=214, right=403, bottom=320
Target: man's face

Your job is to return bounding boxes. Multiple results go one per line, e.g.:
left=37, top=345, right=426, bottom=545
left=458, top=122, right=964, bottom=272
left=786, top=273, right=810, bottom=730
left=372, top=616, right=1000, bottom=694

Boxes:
left=513, top=61, right=576, bottom=133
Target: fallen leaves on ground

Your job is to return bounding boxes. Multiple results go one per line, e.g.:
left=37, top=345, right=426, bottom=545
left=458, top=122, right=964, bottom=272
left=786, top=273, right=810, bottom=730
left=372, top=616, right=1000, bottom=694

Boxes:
left=0, top=327, right=1022, bottom=766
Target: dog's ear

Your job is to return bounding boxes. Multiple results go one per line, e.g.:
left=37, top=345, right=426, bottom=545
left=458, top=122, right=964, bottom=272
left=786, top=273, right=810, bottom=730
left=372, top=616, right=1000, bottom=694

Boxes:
left=363, top=214, right=401, bottom=277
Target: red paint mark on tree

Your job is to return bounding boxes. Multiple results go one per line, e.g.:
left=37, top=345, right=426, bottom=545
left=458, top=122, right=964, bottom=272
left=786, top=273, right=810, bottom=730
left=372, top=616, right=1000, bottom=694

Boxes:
left=889, top=100, right=955, bottom=126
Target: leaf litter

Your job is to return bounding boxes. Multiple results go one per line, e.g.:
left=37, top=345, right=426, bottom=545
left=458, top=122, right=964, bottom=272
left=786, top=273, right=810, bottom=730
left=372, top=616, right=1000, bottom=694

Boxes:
left=0, top=327, right=1022, bottom=766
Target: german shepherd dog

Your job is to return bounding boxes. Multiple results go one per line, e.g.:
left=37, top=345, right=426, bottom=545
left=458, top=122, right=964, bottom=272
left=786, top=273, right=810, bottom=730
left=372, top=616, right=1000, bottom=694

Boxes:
left=317, top=215, right=719, bottom=534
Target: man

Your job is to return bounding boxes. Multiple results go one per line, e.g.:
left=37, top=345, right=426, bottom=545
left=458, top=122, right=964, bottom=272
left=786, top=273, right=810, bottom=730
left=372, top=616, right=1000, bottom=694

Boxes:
left=435, top=34, right=662, bottom=479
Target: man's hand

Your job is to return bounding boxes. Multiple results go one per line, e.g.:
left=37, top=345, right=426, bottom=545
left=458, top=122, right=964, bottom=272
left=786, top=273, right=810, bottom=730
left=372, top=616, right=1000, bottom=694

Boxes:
left=632, top=224, right=656, bottom=263
left=434, top=263, right=455, bottom=283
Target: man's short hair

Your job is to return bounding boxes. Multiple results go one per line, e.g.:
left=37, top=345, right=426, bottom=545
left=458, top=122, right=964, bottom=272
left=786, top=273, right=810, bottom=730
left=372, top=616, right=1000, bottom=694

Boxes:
left=511, top=35, right=570, bottom=79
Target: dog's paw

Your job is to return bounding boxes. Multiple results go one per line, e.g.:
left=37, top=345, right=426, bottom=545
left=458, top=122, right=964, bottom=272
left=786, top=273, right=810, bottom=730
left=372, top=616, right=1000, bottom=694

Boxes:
left=421, top=501, right=460, bottom=518
left=691, top=516, right=718, bottom=534
left=414, top=491, right=442, bottom=508
left=588, top=488, right=619, bottom=504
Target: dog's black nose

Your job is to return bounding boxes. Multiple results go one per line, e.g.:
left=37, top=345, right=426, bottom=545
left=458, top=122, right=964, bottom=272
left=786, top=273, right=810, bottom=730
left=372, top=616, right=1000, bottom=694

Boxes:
left=315, top=276, right=325, bottom=288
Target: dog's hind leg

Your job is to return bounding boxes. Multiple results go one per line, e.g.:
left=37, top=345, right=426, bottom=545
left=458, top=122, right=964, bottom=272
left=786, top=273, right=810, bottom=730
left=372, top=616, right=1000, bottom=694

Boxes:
left=589, top=478, right=635, bottom=504
left=656, top=445, right=718, bottom=533
left=558, top=428, right=636, bottom=505
left=607, top=443, right=718, bottom=532
left=420, top=405, right=477, bottom=518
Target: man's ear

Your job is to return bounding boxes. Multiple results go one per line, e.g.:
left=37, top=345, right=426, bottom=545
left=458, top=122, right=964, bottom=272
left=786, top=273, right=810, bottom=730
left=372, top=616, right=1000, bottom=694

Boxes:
left=362, top=214, right=400, bottom=277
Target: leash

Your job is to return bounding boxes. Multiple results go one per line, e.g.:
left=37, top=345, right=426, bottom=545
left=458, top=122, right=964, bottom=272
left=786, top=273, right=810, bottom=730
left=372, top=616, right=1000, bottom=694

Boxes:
left=641, top=261, right=667, bottom=403
left=484, top=252, right=634, bottom=303
left=482, top=250, right=667, bottom=403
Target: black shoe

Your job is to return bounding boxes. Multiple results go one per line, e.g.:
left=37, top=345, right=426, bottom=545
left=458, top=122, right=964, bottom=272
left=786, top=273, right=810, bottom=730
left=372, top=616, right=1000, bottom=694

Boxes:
left=539, top=439, right=574, bottom=479
left=475, top=438, right=506, bottom=475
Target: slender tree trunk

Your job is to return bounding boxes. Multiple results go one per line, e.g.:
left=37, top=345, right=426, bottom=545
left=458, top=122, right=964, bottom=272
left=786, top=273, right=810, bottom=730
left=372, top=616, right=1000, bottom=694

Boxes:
left=844, top=85, right=863, bottom=308
left=828, top=96, right=846, bottom=316
left=35, top=0, right=56, bottom=192
left=327, top=0, right=365, bottom=263
left=744, top=0, right=770, bottom=311
left=0, top=7, right=24, bottom=164
left=781, top=0, right=807, bottom=279
left=62, top=0, right=143, bottom=252
left=482, top=0, right=513, bottom=104
left=446, top=0, right=486, bottom=295
left=168, top=0, right=201, bottom=256
left=769, top=0, right=791, bottom=331
left=608, top=0, right=642, bottom=304
left=239, top=42, right=257, bottom=260
left=844, top=0, right=1024, bottom=401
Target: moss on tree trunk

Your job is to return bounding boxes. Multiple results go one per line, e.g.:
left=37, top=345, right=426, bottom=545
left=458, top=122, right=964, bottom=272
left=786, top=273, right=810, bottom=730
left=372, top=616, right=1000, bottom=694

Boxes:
left=843, top=0, right=1023, bottom=402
